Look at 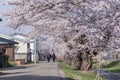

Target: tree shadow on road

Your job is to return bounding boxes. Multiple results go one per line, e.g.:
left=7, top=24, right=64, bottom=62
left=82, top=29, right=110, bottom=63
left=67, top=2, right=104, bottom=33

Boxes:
left=0, top=65, right=36, bottom=71
left=0, top=72, right=29, bottom=76
left=0, top=75, right=68, bottom=80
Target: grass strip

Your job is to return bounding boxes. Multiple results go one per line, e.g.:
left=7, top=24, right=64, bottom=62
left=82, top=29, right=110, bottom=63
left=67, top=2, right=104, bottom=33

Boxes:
left=102, top=61, right=120, bottom=73
left=59, top=62, right=98, bottom=80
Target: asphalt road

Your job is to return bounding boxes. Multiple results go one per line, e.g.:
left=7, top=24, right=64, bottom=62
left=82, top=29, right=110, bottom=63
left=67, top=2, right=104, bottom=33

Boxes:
left=0, top=62, right=66, bottom=80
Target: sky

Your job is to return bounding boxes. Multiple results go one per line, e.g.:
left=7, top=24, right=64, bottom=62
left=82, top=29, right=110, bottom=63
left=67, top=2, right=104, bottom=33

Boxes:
left=0, top=0, right=14, bottom=35
left=0, top=0, right=32, bottom=35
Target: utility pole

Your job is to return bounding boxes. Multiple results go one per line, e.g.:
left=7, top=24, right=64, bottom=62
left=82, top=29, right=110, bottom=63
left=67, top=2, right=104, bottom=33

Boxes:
left=34, top=37, right=37, bottom=64
left=95, top=29, right=102, bottom=80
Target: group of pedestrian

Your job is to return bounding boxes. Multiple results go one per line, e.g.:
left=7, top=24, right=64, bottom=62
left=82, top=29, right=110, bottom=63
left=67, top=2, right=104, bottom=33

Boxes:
left=47, top=50, right=56, bottom=62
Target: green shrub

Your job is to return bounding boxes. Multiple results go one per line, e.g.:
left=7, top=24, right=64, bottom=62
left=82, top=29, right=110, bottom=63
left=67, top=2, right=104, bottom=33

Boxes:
left=1, top=55, right=9, bottom=62
left=7, top=62, right=16, bottom=67
left=0, top=55, right=9, bottom=68
left=1, top=55, right=16, bottom=68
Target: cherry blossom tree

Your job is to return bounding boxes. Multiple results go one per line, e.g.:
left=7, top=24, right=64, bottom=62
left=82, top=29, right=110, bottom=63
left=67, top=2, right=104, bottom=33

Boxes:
left=4, top=0, right=120, bottom=73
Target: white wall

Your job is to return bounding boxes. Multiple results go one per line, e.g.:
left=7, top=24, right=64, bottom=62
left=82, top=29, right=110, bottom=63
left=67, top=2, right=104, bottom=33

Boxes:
left=15, top=42, right=29, bottom=62
left=30, top=39, right=40, bottom=62
left=30, top=40, right=40, bottom=52
left=30, top=42, right=34, bottom=52
left=16, top=42, right=28, bottom=53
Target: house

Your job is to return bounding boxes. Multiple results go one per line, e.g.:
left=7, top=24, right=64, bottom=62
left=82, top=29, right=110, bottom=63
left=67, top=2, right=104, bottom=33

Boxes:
left=13, top=33, right=40, bottom=63
left=12, top=33, right=31, bottom=63
left=0, top=37, right=18, bottom=62
left=0, top=33, right=40, bottom=64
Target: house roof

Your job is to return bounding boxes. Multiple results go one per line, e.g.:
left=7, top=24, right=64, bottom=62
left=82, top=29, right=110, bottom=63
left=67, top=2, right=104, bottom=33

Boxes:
left=0, top=37, right=18, bottom=45
left=11, top=33, right=30, bottom=43
left=0, top=33, right=29, bottom=43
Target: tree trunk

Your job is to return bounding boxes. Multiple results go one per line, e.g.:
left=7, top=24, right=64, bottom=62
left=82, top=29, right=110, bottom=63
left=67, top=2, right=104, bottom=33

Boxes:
left=73, top=48, right=93, bottom=71
left=73, top=53, right=81, bottom=70
left=80, top=48, right=93, bottom=71
left=65, top=53, right=72, bottom=65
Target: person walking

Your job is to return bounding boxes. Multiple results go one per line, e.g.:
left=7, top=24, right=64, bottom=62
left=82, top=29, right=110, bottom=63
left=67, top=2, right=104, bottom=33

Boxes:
left=52, top=50, right=56, bottom=62
left=47, top=53, right=51, bottom=62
